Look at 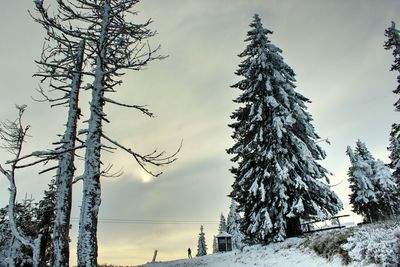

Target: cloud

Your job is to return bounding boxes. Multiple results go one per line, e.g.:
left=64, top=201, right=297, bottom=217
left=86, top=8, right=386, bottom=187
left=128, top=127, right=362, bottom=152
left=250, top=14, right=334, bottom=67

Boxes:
left=1, top=0, right=400, bottom=265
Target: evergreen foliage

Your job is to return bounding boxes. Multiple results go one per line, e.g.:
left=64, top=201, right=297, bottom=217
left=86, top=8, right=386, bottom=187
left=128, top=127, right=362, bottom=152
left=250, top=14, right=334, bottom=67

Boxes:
left=196, top=225, right=207, bottom=257
left=227, top=14, right=342, bottom=244
left=36, top=179, right=57, bottom=266
left=0, top=199, right=37, bottom=266
left=212, top=235, right=218, bottom=253
left=384, top=21, right=400, bottom=106
left=347, top=140, right=397, bottom=222
left=218, top=213, right=227, bottom=233
left=0, top=180, right=57, bottom=267
left=227, top=199, right=244, bottom=249
left=385, top=21, right=400, bottom=195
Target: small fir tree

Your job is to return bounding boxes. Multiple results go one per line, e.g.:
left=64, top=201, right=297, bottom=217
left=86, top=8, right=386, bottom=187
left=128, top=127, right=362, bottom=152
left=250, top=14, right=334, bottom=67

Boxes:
left=373, top=159, right=397, bottom=216
left=35, top=179, right=57, bottom=266
left=212, top=235, right=218, bottom=253
left=347, top=140, right=397, bottom=222
left=196, top=225, right=207, bottom=257
left=218, top=213, right=227, bottom=233
left=346, top=145, right=378, bottom=223
left=227, top=14, right=342, bottom=244
left=227, top=199, right=244, bottom=249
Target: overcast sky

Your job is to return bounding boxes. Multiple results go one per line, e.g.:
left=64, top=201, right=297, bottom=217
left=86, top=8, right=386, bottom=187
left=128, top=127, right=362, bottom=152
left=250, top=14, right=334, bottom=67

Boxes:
left=0, top=0, right=399, bottom=265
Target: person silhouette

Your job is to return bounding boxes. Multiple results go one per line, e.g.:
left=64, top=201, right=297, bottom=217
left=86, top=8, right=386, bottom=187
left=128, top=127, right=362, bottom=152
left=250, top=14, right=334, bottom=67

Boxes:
left=188, top=247, right=192, bottom=259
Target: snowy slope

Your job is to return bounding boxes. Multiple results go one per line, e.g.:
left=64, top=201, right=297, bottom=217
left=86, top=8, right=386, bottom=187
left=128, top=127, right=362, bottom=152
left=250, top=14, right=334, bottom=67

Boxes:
left=137, top=238, right=377, bottom=267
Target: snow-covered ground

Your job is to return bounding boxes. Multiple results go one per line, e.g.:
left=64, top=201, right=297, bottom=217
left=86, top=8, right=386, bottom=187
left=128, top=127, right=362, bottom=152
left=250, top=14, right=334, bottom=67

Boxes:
left=136, top=238, right=377, bottom=267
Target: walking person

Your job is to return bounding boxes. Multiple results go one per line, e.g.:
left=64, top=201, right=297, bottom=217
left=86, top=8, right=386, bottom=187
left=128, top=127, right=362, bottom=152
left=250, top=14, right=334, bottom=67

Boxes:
left=188, top=248, right=192, bottom=259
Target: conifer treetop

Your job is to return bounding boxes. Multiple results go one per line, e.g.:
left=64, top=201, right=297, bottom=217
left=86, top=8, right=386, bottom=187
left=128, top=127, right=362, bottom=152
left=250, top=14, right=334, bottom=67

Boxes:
left=384, top=21, right=400, bottom=109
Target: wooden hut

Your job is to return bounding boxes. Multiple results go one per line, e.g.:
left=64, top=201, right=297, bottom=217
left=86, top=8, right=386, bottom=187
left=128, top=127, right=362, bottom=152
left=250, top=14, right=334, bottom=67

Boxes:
left=216, top=231, right=232, bottom=252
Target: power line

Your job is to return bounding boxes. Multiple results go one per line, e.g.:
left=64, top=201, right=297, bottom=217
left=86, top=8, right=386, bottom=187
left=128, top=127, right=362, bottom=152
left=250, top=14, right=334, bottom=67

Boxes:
left=70, top=217, right=218, bottom=225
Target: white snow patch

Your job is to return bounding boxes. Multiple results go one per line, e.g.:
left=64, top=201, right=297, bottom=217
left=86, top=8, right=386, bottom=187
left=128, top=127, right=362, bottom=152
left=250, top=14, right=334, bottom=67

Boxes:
left=137, top=238, right=376, bottom=267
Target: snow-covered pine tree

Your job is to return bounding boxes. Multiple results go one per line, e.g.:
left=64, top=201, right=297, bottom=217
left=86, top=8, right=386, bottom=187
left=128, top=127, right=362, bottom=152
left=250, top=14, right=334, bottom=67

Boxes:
left=388, top=124, right=400, bottom=186
left=385, top=22, right=400, bottom=198
left=0, top=206, right=10, bottom=266
left=212, top=235, right=218, bottom=253
left=227, top=14, right=342, bottom=244
left=196, top=225, right=207, bottom=257
left=227, top=199, right=244, bottom=249
left=373, top=159, right=397, bottom=216
left=385, top=21, right=400, bottom=109
left=347, top=140, right=397, bottom=222
left=218, top=213, right=227, bottom=233
left=35, top=179, right=57, bottom=266
left=346, top=144, right=378, bottom=223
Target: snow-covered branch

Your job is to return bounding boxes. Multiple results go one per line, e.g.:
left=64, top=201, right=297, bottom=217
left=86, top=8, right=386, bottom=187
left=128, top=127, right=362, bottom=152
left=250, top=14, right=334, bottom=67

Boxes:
left=4, top=145, right=85, bottom=169
left=0, top=106, right=42, bottom=266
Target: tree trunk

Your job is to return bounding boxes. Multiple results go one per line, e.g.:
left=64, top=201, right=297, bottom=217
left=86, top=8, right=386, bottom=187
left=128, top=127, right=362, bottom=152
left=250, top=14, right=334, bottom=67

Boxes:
left=286, top=217, right=302, bottom=238
left=77, top=59, right=104, bottom=267
left=77, top=3, right=110, bottom=265
left=52, top=40, right=85, bottom=267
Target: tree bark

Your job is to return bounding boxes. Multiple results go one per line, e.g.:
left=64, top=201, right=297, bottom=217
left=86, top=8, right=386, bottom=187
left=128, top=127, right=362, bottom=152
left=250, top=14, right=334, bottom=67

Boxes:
left=77, top=3, right=110, bottom=265
left=286, top=217, right=302, bottom=238
left=52, top=40, right=85, bottom=267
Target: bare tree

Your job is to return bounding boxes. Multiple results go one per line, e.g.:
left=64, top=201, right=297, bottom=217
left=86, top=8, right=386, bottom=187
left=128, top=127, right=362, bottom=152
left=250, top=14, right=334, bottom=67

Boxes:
left=31, top=3, right=90, bottom=264
left=33, top=35, right=86, bottom=266
left=33, top=1, right=180, bottom=265
left=0, top=106, right=41, bottom=267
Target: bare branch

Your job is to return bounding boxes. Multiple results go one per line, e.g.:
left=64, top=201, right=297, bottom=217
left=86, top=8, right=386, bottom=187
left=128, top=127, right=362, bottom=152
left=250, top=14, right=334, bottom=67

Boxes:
left=102, top=96, right=153, bottom=117
left=38, top=165, right=59, bottom=175
left=100, top=164, right=123, bottom=178
left=102, top=133, right=181, bottom=177
left=0, top=106, right=41, bottom=265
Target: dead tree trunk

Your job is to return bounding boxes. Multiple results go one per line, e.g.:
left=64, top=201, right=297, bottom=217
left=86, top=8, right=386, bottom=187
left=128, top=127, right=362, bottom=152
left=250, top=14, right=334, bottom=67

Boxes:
left=78, top=4, right=110, bottom=264
left=52, top=39, right=85, bottom=267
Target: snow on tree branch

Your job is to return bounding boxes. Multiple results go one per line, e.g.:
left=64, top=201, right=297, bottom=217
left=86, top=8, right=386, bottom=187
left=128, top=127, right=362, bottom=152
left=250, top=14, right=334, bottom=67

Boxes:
left=0, top=106, right=42, bottom=266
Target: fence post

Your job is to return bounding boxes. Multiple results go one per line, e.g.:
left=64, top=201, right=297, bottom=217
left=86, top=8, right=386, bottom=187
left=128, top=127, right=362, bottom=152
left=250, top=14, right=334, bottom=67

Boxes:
left=152, top=250, right=158, bottom=263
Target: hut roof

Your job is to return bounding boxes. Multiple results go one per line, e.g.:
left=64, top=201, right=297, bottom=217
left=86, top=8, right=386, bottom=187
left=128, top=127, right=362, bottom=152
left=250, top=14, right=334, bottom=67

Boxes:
left=216, top=231, right=232, bottom=238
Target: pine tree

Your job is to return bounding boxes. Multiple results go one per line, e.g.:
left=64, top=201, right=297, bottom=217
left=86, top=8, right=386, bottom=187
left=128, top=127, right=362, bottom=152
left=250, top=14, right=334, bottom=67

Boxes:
left=346, top=144, right=378, bottom=223
left=384, top=21, right=400, bottom=107
left=212, top=235, right=218, bottom=253
left=218, top=213, right=227, bottom=233
left=373, top=159, right=397, bottom=216
left=347, top=140, right=397, bottom=222
left=227, top=14, right=342, bottom=244
left=385, top=22, right=400, bottom=193
left=35, top=179, right=57, bottom=266
left=0, top=206, right=10, bottom=266
left=196, top=225, right=207, bottom=257
left=227, top=199, right=244, bottom=249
